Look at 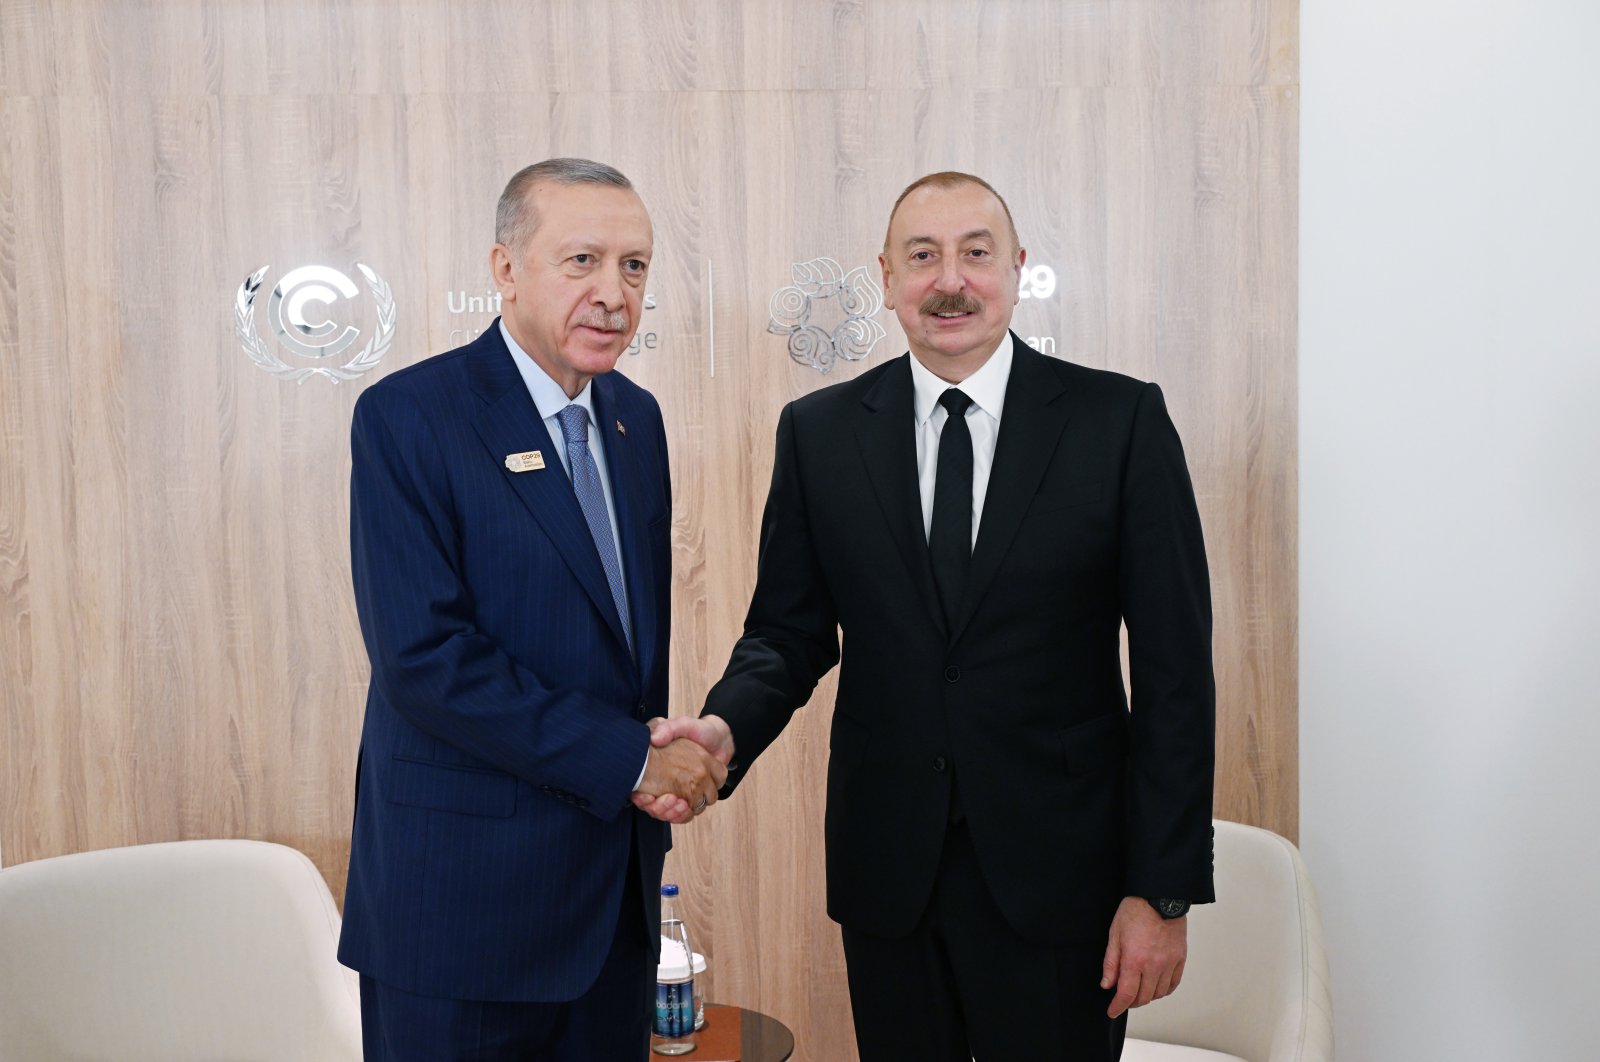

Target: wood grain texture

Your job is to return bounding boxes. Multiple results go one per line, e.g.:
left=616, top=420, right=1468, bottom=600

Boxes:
left=0, top=3, right=1298, bottom=1058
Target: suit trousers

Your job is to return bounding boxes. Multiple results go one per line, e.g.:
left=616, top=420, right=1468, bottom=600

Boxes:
left=359, top=829, right=653, bottom=1062
left=842, top=821, right=1126, bottom=1062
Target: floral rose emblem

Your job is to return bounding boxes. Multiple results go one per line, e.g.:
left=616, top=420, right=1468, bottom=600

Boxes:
left=767, top=257, right=887, bottom=373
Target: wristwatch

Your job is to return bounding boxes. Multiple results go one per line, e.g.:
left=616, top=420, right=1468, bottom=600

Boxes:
left=1146, top=897, right=1190, bottom=919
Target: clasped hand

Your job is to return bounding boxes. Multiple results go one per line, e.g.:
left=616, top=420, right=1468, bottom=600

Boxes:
left=632, top=716, right=736, bottom=825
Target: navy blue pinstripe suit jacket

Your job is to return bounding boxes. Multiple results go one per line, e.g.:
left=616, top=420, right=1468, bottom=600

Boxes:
left=338, top=322, right=671, bottom=1002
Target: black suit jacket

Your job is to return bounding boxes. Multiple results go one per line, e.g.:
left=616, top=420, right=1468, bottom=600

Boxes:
left=706, top=336, right=1215, bottom=946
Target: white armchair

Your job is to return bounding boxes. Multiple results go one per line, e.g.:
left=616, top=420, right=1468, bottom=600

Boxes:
left=0, top=839, right=362, bottom=1061
left=1124, top=820, right=1334, bottom=1062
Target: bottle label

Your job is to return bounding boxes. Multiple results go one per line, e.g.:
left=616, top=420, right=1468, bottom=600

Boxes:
left=653, top=977, right=695, bottom=1038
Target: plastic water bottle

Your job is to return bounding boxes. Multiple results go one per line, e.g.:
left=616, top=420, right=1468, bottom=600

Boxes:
left=653, top=884, right=696, bottom=1054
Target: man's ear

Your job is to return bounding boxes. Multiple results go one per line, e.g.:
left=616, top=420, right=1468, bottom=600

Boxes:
left=490, top=243, right=516, bottom=300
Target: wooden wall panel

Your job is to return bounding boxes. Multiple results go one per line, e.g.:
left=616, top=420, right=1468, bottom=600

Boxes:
left=1, top=3, right=1298, bottom=1058
left=0, top=104, right=18, bottom=862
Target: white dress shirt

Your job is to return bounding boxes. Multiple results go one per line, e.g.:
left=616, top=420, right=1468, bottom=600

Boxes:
left=907, top=332, right=1014, bottom=547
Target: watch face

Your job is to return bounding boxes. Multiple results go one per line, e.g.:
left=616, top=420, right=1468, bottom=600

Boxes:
left=1155, top=898, right=1189, bottom=919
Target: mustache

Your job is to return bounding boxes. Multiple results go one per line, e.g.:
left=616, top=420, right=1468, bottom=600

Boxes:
left=576, top=309, right=630, bottom=332
left=920, top=292, right=981, bottom=315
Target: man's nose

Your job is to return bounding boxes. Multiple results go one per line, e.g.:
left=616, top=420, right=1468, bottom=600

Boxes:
left=933, top=259, right=963, bottom=293
left=592, top=268, right=626, bottom=311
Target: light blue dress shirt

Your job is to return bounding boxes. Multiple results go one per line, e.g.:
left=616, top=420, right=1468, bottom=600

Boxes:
left=499, top=321, right=649, bottom=790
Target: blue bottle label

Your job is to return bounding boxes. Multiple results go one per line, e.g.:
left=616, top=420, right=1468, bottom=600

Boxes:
left=654, top=977, right=695, bottom=1037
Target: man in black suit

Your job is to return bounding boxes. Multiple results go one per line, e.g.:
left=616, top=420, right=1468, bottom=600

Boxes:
left=642, top=172, right=1215, bottom=1060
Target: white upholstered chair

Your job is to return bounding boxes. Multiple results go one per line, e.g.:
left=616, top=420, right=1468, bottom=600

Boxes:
left=0, top=839, right=362, bottom=1061
left=1123, top=820, right=1334, bottom=1062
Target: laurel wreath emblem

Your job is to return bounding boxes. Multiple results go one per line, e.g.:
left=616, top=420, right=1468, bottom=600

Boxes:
left=234, top=264, right=396, bottom=383
left=767, top=256, right=887, bottom=374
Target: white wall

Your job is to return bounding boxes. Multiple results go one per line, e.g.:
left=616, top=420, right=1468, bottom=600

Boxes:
left=1302, top=2, right=1600, bottom=1057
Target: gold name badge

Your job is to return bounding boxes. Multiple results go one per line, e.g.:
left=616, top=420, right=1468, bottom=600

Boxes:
left=504, top=451, right=546, bottom=473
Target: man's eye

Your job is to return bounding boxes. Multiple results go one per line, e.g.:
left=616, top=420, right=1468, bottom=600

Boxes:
left=572, top=254, right=593, bottom=265
left=625, top=259, right=647, bottom=273
left=969, top=248, right=989, bottom=259
left=911, top=251, right=932, bottom=262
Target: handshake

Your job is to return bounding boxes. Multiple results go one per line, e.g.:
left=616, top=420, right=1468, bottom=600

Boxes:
left=632, top=715, right=737, bottom=825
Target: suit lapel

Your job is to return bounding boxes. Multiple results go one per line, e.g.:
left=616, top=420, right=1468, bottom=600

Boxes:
left=855, top=355, right=947, bottom=640
left=948, top=338, right=1071, bottom=645
left=465, top=330, right=632, bottom=655
left=592, top=375, right=656, bottom=679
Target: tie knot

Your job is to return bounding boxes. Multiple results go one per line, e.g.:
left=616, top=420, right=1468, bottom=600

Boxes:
left=557, top=404, right=589, bottom=445
left=939, top=388, right=973, bottom=419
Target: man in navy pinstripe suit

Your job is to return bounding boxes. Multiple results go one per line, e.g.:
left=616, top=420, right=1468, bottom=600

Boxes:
left=339, top=159, right=726, bottom=1061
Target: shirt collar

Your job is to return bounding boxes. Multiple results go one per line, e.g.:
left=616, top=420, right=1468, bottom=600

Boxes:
left=500, top=318, right=596, bottom=425
left=908, top=331, right=1014, bottom=426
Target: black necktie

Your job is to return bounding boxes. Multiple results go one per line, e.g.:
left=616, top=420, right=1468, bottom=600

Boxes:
left=929, top=388, right=974, bottom=630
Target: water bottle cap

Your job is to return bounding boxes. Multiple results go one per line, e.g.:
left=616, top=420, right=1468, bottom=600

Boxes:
left=660, top=883, right=679, bottom=897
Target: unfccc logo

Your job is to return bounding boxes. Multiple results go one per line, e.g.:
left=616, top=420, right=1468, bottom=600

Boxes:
left=233, top=263, right=395, bottom=383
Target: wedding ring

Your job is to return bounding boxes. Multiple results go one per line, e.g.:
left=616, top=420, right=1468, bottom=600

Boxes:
left=692, top=797, right=708, bottom=814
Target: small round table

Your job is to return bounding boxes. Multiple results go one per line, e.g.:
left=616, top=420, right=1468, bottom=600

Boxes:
left=650, top=1003, right=794, bottom=1061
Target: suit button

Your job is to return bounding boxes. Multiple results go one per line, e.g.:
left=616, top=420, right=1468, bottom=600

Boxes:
left=944, top=665, right=960, bottom=683
left=933, top=756, right=948, bottom=772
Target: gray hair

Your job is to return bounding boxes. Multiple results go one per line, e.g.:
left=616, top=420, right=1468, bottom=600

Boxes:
left=495, top=158, right=634, bottom=252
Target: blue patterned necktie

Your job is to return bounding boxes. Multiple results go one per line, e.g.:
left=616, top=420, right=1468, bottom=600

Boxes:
left=556, top=404, right=632, bottom=653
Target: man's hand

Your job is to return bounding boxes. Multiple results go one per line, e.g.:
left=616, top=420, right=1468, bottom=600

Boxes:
left=646, top=714, right=736, bottom=764
left=634, top=738, right=727, bottom=825
left=631, top=716, right=737, bottom=823
left=1101, top=896, right=1188, bottom=1018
